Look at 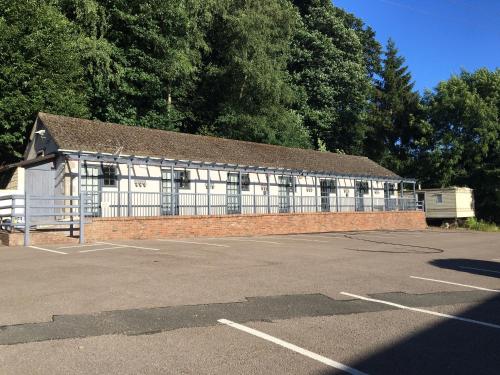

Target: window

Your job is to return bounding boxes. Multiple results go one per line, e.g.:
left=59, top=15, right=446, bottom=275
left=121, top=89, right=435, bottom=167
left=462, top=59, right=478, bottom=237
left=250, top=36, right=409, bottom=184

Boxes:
left=356, top=181, right=369, bottom=195
left=178, top=170, right=190, bottom=189
left=241, top=173, right=250, bottom=191
left=320, top=179, right=336, bottom=192
left=436, top=194, right=443, bottom=204
left=102, top=165, right=116, bottom=187
left=386, top=183, right=395, bottom=195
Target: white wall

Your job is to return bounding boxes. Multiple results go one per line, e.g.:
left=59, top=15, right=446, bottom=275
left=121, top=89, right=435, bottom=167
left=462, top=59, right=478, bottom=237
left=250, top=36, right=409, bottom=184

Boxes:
left=64, top=160, right=403, bottom=216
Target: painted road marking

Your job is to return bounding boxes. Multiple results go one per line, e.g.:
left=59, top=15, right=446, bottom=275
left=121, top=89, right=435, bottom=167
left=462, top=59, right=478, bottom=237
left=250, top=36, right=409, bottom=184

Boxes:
left=217, top=319, right=368, bottom=375
left=79, top=246, right=125, bottom=253
left=98, top=242, right=160, bottom=251
left=28, top=246, right=68, bottom=255
left=158, top=239, right=229, bottom=248
left=292, top=234, right=346, bottom=239
left=57, top=243, right=106, bottom=249
left=220, top=238, right=283, bottom=245
left=410, top=276, right=499, bottom=292
left=459, top=266, right=500, bottom=275
left=267, top=236, right=330, bottom=243
left=341, top=292, right=500, bottom=330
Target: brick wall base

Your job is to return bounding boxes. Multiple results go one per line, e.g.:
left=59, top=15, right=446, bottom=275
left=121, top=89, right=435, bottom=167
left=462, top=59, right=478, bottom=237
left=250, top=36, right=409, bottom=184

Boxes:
left=0, top=211, right=426, bottom=246
left=86, top=211, right=426, bottom=242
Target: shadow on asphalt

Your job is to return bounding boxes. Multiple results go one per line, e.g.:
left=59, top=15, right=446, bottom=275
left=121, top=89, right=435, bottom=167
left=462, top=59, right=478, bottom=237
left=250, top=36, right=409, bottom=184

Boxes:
left=430, top=258, right=500, bottom=279
left=318, top=259, right=500, bottom=375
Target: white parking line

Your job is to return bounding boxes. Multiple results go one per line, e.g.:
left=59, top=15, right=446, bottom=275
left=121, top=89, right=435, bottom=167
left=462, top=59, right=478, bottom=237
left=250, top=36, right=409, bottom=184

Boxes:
left=79, top=246, right=124, bottom=253
left=268, top=236, right=330, bottom=243
left=341, top=292, right=500, bottom=330
left=158, top=239, right=229, bottom=248
left=57, top=243, right=105, bottom=249
left=410, top=276, right=499, bottom=292
left=28, top=246, right=68, bottom=255
left=218, top=319, right=368, bottom=375
left=98, top=242, right=160, bottom=251
left=292, top=234, right=346, bottom=240
left=220, top=238, right=283, bottom=245
left=459, top=266, right=500, bottom=275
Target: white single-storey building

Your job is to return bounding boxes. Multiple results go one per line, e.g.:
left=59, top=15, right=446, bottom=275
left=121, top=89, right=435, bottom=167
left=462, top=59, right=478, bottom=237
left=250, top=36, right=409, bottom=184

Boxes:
left=0, top=113, right=420, bottom=245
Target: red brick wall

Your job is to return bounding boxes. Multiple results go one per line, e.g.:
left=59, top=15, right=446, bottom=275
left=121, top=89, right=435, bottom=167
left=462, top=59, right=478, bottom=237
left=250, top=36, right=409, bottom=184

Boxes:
left=1, top=212, right=426, bottom=246
left=85, top=211, right=426, bottom=242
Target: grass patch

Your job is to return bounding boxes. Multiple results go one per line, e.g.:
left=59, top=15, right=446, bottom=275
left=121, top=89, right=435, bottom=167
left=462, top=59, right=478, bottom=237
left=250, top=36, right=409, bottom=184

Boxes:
left=464, top=217, right=499, bottom=232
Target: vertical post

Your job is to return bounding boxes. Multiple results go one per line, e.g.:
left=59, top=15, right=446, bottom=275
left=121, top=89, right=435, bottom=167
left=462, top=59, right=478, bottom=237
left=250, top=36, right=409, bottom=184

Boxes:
left=238, top=170, right=242, bottom=214
left=300, top=177, right=303, bottom=213
left=194, top=169, right=198, bottom=216
left=207, top=169, right=211, bottom=215
left=253, top=178, right=256, bottom=214
left=117, top=162, right=121, bottom=217
left=170, top=165, right=175, bottom=215
left=24, top=192, right=30, bottom=246
left=127, top=161, right=132, bottom=216
left=314, top=176, right=318, bottom=212
left=266, top=173, right=271, bottom=214
left=413, top=181, right=417, bottom=210
left=370, top=180, right=374, bottom=212
left=335, top=178, right=339, bottom=212
left=400, top=180, right=404, bottom=211
left=292, top=176, right=296, bottom=213
left=79, top=190, right=85, bottom=244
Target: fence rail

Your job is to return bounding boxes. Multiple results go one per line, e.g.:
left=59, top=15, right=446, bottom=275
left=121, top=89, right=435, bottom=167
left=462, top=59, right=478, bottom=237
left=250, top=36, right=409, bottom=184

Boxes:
left=0, top=192, right=420, bottom=246
left=84, top=191, right=419, bottom=217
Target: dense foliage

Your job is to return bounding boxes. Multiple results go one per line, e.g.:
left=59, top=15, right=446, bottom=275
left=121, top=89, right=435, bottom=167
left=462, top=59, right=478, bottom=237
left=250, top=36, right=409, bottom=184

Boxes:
left=0, top=0, right=498, bottom=221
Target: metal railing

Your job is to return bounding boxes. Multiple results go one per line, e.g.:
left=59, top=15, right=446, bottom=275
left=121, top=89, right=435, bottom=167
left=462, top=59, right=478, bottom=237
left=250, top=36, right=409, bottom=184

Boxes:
left=81, top=191, right=419, bottom=218
left=0, top=194, right=87, bottom=246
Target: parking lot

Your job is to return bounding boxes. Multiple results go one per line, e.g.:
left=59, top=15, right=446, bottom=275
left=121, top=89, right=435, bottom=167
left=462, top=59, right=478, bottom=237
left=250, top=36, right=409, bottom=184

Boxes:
left=0, top=230, right=498, bottom=374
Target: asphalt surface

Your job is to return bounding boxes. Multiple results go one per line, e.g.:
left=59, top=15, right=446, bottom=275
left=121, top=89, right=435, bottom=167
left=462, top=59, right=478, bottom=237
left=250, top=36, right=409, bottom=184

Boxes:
left=0, top=230, right=499, bottom=374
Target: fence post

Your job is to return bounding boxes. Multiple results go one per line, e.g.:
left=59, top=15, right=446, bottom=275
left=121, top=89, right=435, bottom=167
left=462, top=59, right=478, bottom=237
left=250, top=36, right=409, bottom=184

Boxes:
left=370, top=180, right=374, bottom=212
left=292, top=176, right=296, bottom=213
left=238, top=170, right=242, bottom=214
left=400, top=180, right=404, bottom=211
left=24, top=192, right=30, bottom=246
left=170, top=165, right=175, bottom=215
left=127, top=162, right=132, bottom=216
left=266, top=173, right=271, bottom=214
left=314, top=176, right=318, bottom=212
left=194, top=170, right=198, bottom=216
left=79, top=192, right=85, bottom=244
left=413, top=181, right=417, bottom=210
left=207, top=169, right=211, bottom=215
left=253, top=182, right=256, bottom=214
left=335, top=178, right=340, bottom=212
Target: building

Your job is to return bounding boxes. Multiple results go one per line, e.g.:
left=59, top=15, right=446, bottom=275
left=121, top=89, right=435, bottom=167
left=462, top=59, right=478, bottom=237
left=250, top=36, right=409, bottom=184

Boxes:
left=0, top=113, right=424, bottom=246
left=417, top=187, right=474, bottom=222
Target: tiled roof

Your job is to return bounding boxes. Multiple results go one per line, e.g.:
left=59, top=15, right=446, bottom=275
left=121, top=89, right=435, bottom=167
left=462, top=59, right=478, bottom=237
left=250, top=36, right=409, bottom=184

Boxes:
left=38, top=112, right=399, bottom=178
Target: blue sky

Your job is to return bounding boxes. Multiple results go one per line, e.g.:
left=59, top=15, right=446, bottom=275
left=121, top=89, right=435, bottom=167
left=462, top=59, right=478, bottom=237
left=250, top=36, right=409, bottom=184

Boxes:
left=334, top=0, right=500, bottom=92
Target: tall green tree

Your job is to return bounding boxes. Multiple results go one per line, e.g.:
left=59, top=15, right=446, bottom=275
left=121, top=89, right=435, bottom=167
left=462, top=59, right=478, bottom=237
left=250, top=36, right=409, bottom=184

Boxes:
left=364, top=39, right=421, bottom=175
left=192, top=0, right=311, bottom=148
left=419, top=69, right=500, bottom=222
left=59, top=0, right=210, bottom=131
left=289, top=0, right=374, bottom=153
left=0, top=0, right=88, bottom=163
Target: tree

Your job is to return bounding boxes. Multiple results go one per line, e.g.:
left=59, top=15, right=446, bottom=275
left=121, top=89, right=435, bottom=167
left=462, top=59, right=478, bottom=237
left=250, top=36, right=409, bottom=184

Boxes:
left=289, top=0, right=374, bottom=153
left=0, top=0, right=88, bottom=162
left=364, top=39, right=422, bottom=175
left=59, top=0, right=210, bottom=131
left=191, top=0, right=311, bottom=148
left=420, top=69, right=500, bottom=222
